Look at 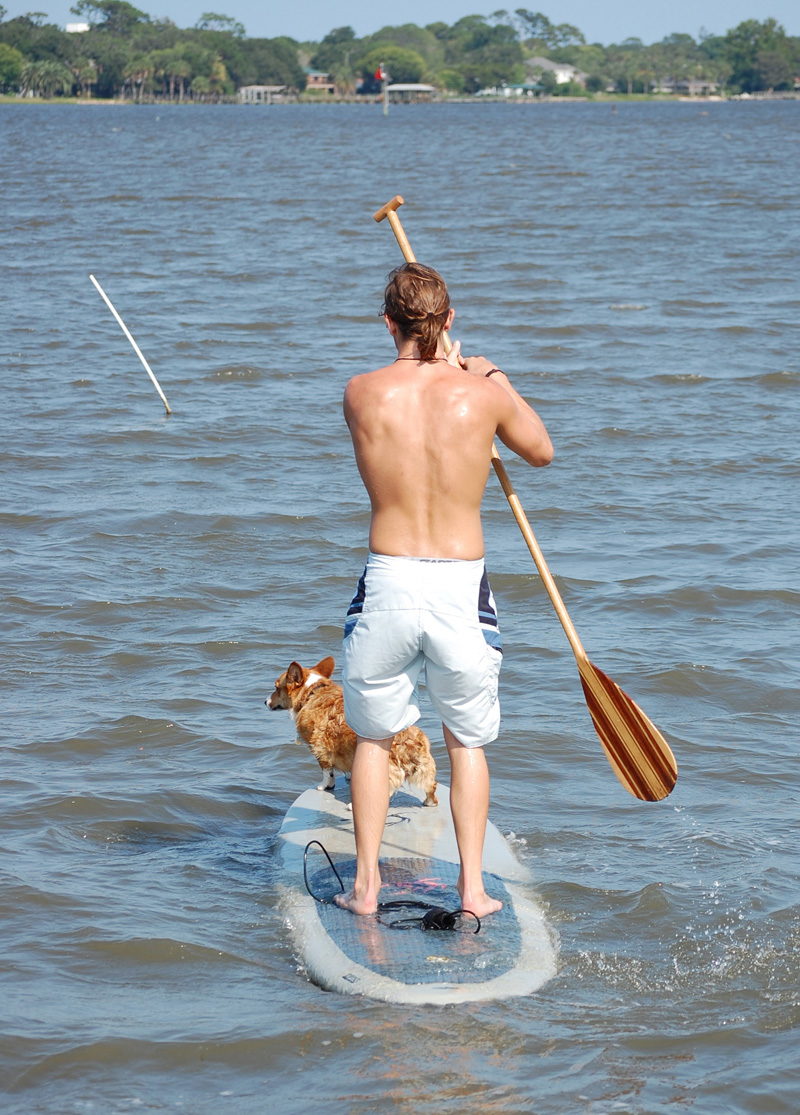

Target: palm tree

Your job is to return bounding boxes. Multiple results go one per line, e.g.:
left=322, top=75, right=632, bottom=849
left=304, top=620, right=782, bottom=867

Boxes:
left=150, top=46, right=192, bottom=101
left=71, top=58, right=98, bottom=99
left=191, top=74, right=211, bottom=101
left=209, top=56, right=230, bottom=100
left=171, top=54, right=192, bottom=102
left=123, top=54, right=154, bottom=102
left=20, top=59, right=74, bottom=98
left=148, top=48, right=172, bottom=100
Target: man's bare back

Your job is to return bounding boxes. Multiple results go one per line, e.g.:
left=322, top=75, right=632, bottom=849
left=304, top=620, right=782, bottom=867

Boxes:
left=344, top=352, right=553, bottom=560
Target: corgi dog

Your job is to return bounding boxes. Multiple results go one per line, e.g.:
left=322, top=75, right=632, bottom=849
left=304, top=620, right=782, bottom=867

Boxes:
left=266, top=656, right=438, bottom=806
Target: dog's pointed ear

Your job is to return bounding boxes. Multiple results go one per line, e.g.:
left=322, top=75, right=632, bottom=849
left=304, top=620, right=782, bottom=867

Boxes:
left=286, top=662, right=304, bottom=685
left=316, top=656, right=335, bottom=678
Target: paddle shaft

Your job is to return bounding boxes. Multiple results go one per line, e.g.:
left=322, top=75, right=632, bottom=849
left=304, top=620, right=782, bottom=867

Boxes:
left=373, top=196, right=677, bottom=800
left=373, top=197, right=588, bottom=664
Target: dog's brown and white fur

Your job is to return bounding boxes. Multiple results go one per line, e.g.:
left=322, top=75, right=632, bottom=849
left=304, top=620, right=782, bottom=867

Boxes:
left=266, top=656, right=438, bottom=806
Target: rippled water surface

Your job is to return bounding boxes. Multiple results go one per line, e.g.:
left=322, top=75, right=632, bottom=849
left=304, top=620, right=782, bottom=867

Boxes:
left=2, top=101, right=798, bottom=1113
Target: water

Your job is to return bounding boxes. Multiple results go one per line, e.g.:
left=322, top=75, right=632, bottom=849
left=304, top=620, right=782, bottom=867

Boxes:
left=1, top=100, right=798, bottom=1112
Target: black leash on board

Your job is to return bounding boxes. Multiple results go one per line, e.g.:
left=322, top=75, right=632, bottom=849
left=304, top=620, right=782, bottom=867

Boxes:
left=303, top=840, right=482, bottom=934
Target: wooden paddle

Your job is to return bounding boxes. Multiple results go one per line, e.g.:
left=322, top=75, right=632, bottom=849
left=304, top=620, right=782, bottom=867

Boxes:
left=373, top=195, right=678, bottom=801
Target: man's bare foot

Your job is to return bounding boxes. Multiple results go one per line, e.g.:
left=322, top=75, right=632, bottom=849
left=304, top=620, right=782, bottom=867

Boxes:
left=458, top=890, right=503, bottom=918
left=334, top=888, right=379, bottom=916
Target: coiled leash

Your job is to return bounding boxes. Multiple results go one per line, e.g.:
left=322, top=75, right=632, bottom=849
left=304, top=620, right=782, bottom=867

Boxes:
left=303, top=841, right=482, bottom=934
left=376, top=899, right=481, bottom=934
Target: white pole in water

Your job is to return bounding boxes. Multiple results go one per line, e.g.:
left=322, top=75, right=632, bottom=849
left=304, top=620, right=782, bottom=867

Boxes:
left=89, top=274, right=172, bottom=416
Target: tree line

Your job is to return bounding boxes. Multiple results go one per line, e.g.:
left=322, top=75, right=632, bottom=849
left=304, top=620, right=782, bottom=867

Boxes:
left=0, top=3, right=798, bottom=101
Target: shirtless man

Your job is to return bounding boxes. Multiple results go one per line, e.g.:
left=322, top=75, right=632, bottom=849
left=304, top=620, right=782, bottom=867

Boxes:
left=337, top=262, right=553, bottom=918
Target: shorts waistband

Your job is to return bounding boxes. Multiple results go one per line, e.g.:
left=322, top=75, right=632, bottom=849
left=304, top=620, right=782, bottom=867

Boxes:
left=367, top=552, right=485, bottom=572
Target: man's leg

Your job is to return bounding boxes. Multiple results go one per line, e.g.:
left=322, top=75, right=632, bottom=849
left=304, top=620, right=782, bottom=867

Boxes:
left=444, top=724, right=503, bottom=918
left=334, top=735, right=393, bottom=915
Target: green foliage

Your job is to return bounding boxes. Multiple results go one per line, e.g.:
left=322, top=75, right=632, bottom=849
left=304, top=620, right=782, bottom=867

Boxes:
left=433, top=14, right=524, bottom=92
left=438, top=67, right=465, bottom=92
left=194, top=12, right=245, bottom=38
left=552, top=79, right=585, bottom=96
left=70, top=0, right=149, bottom=36
left=363, top=24, right=444, bottom=69
left=460, top=41, right=524, bottom=92
left=0, top=8, right=797, bottom=100
left=81, top=33, right=129, bottom=96
left=71, top=54, right=98, bottom=95
left=0, top=15, right=77, bottom=65
left=20, top=56, right=74, bottom=95
left=512, top=9, right=584, bottom=50
left=755, top=47, right=793, bottom=90
left=359, top=44, right=428, bottom=84
left=715, top=18, right=793, bottom=92
left=321, top=25, right=357, bottom=44
left=0, top=39, right=23, bottom=87
left=233, top=37, right=305, bottom=87
left=310, top=25, right=356, bottom=72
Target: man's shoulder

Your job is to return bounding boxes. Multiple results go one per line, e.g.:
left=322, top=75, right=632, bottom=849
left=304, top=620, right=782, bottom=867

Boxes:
left=344, top=365, right=398, bottom=420
left=345, top=364, right=398, bottom=393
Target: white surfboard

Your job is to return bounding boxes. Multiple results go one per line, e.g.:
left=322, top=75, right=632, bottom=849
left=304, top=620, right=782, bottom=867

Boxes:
left=277, top=782, right=557, bottom=1005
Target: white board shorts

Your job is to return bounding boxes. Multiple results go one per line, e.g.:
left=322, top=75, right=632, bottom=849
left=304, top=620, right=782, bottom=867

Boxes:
left=342, top=552, right=503, bottom=748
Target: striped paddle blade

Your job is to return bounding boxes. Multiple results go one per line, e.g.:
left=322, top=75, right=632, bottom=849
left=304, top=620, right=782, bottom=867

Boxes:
left=578, top=660, right=677, bottom=801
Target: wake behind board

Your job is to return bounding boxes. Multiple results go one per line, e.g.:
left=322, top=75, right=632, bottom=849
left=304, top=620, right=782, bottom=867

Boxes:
left=277, top=782, right=557, bottom=1004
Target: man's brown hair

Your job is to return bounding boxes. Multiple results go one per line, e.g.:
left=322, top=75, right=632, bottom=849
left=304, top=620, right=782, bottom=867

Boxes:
left=382, top=263, right=450, bottom=363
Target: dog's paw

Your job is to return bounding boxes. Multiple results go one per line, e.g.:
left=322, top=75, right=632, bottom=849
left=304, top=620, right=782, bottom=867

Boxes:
left=316, top=769, right=335, bottom=792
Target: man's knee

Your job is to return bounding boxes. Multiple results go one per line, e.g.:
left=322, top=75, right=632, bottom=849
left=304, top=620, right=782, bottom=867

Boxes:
left=356, top=734, right=394, bottom=751
left=443, top=724, right=488, bottom=752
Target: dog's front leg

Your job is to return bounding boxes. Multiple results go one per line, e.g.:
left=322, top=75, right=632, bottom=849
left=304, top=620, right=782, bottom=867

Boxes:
left=316, top=767, right=335, bottom=792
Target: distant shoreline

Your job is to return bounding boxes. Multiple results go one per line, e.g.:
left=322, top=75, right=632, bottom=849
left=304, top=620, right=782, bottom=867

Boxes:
left=2, top=91, right=799, bottom=107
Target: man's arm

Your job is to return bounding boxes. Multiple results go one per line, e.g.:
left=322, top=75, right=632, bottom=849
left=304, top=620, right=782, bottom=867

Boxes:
left=461, top=355, right=554, bottom=468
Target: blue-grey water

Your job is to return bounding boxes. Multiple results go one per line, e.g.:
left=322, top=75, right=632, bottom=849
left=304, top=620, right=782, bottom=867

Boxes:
left=2, top=100, right=798, bottom=1112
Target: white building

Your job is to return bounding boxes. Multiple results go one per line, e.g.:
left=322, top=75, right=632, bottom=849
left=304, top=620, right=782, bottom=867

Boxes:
left=238, top=85, right=287, bottom=104
left=525, top=56, right=587, bottom=86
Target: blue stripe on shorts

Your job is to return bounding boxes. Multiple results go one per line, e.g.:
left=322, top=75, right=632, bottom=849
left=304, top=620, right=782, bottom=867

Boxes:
left=478, top=570, right=503, bottom=653
left=344, top=567, right=367, bottom=638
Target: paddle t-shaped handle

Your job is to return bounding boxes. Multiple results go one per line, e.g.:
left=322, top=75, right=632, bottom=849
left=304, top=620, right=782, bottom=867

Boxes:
left=373, top=196, right=417, bottom=263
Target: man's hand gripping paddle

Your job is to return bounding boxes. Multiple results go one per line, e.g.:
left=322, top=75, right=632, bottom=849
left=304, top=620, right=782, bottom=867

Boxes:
left=373, top=195, right=678, bottom=801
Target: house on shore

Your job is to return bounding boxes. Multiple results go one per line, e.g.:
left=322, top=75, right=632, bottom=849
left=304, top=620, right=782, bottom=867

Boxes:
left=479, top=56, right=587, bottom=96
left=525, top=56, right=588, bottom=87
left=652, top=77, right=721, bottom=96
left=305, top=70, right=336, bottom=95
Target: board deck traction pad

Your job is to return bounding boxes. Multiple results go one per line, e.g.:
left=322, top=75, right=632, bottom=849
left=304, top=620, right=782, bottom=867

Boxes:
left=278, top=782, right=556, bottom=1004
left=308, top=853, right=521, bottom=985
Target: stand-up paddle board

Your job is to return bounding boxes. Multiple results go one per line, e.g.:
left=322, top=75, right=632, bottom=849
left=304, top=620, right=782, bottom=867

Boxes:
left=277, top=781, right=557, bottom=1004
